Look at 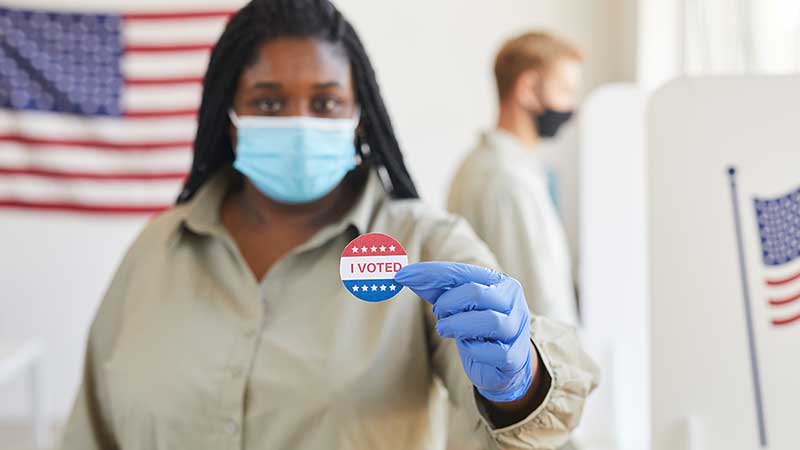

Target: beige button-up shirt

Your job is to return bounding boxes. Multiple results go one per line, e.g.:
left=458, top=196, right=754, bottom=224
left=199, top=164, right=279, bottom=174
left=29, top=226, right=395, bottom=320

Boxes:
left=61, top=166, right=598, bottom=450
left=449, top=131, right=579, bottom=325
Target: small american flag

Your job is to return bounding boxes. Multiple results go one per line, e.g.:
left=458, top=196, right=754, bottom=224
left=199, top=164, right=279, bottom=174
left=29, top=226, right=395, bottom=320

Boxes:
left=0, top=5, right=235, bottom=214
left=754, top=185, right=800, bottom=327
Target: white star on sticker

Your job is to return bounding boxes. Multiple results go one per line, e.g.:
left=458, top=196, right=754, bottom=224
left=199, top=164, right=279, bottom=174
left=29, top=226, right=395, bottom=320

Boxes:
left=371, top=285, right=378, bottom=291
left=352, top=285, right=360, bottom=292
left=362, top=284, right=369, bottom=291
left=351, top=246, right=359, bottom=253
left=380, top=246, right=387, bottom=252
left=389, top=245, right=396, bottom=252
left=389, top=284, right=397, bottom=291
left=371, top=246, right=378, bottom=252
left=361, top=246, right=368, bottom=253
left=380, top=285, right=387, bottom=291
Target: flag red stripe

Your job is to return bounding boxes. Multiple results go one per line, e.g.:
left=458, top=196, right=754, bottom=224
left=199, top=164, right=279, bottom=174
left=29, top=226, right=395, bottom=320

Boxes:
left=124, top=109, right=198, bottom=119
left=765, top=270, right=800, bottom=287
left=122, top=10, right=234, bottom=21
left=768, top=291, right=800, bottom=307
left=0, top=199, right=169, bottom=215
left=0, top=134, right=192, bottom=151
left=0, top=167, right=187, bottom=181
left=124, top=76, right=203, bottom=86
left=772, top=312, right=800, bottom=327
left=123, top=44, right=214, bottom=54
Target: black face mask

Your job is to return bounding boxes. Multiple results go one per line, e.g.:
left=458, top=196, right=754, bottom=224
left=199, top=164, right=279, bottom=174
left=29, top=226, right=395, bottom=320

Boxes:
left=535, top=109, right=574, bottom=138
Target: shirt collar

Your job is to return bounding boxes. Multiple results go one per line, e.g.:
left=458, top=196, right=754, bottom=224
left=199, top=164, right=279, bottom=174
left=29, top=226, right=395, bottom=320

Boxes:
left=342, top=169, right=384, bottom=235
left=481, top=129, right=545, bottom=168
left=179, top=165, right=384, bottom=240
left=289, top=170, right=384, bottom=254
left=482, top=128, right=527, bottom=154
left=180, top=165, right=235, bottom=237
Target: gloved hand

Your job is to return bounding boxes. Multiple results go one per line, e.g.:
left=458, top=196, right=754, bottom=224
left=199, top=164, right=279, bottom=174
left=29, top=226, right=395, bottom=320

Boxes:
left=395, top=262, right=534, bottom=403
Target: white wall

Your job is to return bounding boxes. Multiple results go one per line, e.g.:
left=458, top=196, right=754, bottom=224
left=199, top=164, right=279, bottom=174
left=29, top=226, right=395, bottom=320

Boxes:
left=0, top=0, right=629, bottom=425
left=637, top=0, right=684, bottom=89
left=336, top=0, right=632, bottom=208
left=0, top=214, right=147, bottom=422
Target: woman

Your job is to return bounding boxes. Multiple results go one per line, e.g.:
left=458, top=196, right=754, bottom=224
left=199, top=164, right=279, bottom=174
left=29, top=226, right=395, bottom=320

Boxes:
left=61, top=1, right=598, bottom=449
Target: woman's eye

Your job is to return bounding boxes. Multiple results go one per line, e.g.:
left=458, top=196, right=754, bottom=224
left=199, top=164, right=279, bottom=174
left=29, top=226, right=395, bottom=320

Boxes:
left=313, top=97, right=343, bottom=114
left=256, top=99, right=284, bottom=114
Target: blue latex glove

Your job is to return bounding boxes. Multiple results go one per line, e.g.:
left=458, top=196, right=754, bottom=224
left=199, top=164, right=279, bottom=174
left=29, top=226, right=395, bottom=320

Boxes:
left=395, top=262, right=534, bottom=403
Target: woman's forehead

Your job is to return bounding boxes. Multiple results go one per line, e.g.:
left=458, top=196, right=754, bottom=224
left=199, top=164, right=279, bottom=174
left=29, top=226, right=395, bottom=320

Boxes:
left=240, top=37, right=352, bottom=88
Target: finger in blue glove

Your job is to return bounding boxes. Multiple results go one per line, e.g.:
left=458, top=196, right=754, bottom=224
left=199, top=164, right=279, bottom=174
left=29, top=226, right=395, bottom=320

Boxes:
left=394, top=261, right=506, bottom=304
left=395, top=262, right=534, bottom=403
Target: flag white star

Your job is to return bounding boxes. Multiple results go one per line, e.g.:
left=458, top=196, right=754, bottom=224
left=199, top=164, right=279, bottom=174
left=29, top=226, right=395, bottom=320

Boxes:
left=371, top=285, right=378, bottom=291
left=389, top=284, right=397, bottom=291
left=389, top=245, right=396, bottom=252
left=380, top=246, right=387, bottom=252
left=352, top=285, right=360, bottom=292
left=371, top=246, right=378, bottom=252
left=361, top=246, right=368, bottom=253
left=362, top=284, right=369, bottom=291
left=380, top=285, right=387, bottom=291
left=351, top=246, right=359, bottom=253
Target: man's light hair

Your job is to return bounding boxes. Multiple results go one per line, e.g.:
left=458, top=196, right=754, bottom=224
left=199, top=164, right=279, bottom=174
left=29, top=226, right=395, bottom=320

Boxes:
left=494, top=31, right=583, bottom=100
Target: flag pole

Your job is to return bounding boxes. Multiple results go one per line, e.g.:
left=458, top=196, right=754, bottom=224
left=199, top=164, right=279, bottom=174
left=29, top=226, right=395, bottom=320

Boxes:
left=727, top=167, right=768, bottom=448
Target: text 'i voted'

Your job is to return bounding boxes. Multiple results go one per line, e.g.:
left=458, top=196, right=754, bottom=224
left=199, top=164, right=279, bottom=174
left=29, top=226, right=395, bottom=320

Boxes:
left=340, top=233, right=408, bottom=302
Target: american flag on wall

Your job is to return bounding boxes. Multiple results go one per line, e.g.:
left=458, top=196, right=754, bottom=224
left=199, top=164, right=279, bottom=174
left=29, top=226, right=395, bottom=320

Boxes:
left=0, top=4, right=234, bottom=214
left=754, top=185, right=800, bottom=327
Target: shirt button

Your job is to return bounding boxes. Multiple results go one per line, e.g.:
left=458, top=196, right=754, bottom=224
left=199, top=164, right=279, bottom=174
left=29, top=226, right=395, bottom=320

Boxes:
left=231, top=367, right=243, bottom=377
left=225, top=419, right=239, bottom=435
left=244, top=329, right=257, bottom=339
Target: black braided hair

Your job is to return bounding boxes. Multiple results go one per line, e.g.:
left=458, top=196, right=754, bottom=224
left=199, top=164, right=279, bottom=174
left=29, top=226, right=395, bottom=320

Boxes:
left=176, top=0, right=418, bottom=203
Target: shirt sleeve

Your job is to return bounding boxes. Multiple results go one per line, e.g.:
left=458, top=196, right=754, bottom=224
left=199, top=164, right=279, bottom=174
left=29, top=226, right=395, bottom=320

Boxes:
left=476, top=177, right=578, bottom=325
left=59, top=244, right=138, bottom=450
left=422, top=217, right=600, bottom=450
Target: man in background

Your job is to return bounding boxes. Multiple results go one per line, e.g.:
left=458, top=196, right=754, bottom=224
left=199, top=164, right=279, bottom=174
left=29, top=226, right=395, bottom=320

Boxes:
left=448, top=31, right=583, bottom=325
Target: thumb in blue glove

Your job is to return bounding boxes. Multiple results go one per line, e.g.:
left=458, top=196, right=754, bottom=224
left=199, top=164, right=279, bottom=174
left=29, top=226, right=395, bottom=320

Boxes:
left=395, top=262, right=534, bottom=403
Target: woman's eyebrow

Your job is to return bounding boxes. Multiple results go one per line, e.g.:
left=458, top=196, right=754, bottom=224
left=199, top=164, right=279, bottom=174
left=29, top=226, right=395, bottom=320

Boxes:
left=251, top=82, right=282, bottom=90
left=313, top=81, right=342, bottom=90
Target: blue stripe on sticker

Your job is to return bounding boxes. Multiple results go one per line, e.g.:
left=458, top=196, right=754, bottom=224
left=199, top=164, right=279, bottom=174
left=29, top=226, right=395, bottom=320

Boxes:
left=342, top=279, right=403, bottom=302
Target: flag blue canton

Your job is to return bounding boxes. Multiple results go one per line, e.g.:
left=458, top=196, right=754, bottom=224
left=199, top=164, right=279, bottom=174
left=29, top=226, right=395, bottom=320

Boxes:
left=754, top=186, right=800, bottom=266
left=0, top=6, right=123, bottom=116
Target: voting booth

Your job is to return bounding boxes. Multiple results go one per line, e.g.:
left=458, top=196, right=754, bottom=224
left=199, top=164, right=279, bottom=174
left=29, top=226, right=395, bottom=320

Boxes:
left=579, top=84, right=650, bottom=450
left=581, top=76, right=800, bottom=450
left=649, top=76, right=800, bottom=450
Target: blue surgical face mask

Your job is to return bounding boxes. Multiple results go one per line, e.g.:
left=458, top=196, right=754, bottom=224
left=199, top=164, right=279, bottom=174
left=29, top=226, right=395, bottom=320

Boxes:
left=229, top=111, right=359, bottom=204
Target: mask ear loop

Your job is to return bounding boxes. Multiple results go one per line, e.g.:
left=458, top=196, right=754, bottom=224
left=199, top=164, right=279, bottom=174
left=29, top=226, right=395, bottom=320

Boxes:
left=353, top=107, right=365, bottom=166
left=354, top=112, right=394, bottom=193
left=355, top=127, right=369, bottom=166
left=228, top=109, right=240, bottom=128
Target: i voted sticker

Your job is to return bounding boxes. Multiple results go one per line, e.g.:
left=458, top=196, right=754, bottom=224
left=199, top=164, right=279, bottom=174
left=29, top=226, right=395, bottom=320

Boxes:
left=340, top=233, right=408, bottom=302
